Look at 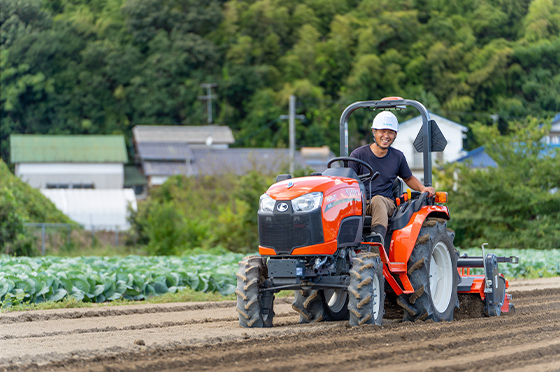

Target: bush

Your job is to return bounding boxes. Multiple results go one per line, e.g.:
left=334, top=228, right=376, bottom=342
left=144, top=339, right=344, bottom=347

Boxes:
left=128, top=171, right=275, bottom=254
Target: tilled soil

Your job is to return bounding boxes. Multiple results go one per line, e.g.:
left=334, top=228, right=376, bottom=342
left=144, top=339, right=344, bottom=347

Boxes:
left=1, top=277, right=560, bottom=372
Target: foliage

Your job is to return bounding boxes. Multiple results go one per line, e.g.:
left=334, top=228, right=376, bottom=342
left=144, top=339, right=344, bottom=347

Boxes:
left=129, top=171, right=274, bottom=254
left=436, top=117, right=560, bottom=248
left=0, top=250, right=244, bottom=308
left=2, top=0, right=560, bottom=162
left=0, top=159, right=75, bottom=255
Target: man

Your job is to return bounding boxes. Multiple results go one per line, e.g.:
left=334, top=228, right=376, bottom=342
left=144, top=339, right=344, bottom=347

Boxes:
left=350, top=111, right=435, bottom=243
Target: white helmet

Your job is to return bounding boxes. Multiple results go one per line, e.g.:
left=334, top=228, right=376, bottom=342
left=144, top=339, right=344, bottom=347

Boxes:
left=371, top=111, right=399, bottom=132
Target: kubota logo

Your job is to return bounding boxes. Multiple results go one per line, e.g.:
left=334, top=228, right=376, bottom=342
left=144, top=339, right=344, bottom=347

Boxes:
left=276, top=203, right=289, bottom=212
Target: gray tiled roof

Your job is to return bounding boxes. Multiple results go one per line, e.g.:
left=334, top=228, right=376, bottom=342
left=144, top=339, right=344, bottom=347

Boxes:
left=190, top=149, right=312, bottom=176
left=133, top=125, right=234, bottom=144
left=142, top=161, right=194, bottom=176
left=137, top=142, right=193, bottom=161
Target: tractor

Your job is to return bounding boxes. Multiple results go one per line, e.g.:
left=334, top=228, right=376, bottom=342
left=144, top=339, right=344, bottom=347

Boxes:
left=236, top=98, right=517, bottom=327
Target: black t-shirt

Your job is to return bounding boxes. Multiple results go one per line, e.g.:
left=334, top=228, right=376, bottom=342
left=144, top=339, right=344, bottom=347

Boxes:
left=349, top=145, right=412, bottom=199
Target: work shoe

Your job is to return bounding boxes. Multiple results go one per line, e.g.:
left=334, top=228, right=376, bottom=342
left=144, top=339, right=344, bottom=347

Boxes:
left=365, top=232, right=384, bottom=245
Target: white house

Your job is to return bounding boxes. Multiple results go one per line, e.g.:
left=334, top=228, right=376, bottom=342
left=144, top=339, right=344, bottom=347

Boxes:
left=10, top=134, right=136, bottom=230
left=392, top=113, right=468, bottom=181
left=10, top=135, right=128, bottom=189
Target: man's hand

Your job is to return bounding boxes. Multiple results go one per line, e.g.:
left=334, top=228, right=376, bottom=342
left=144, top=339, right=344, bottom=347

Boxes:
left=403, top=176, right=436, bottom=197
left=421, top=186, right=436, bottom=197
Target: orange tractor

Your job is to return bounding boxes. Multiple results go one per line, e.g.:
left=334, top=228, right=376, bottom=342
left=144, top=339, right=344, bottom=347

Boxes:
left=236, top=98, right=517, bottom=327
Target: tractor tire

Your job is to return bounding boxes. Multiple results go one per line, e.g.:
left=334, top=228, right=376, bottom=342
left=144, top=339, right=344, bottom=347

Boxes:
left=398, top=218, right=459, bottom=322
left=292, top=288, right=349, bottom=323
left=236, top=256, right=274, bottom=328
left=348, top=252, right=385, bottom=326
left=292, top=289, right=326, bottom=323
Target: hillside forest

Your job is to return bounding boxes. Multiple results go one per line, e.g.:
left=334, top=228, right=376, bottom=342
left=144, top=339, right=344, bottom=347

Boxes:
left=2, top=0, right=560, bottom=161
left=1, top=0, right=560, bottom=253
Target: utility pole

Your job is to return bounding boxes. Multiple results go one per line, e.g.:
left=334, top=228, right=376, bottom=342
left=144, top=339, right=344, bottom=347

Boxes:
left=279, top=95, right=305, bottom=174
left=198, top=83, right=218, bottom=124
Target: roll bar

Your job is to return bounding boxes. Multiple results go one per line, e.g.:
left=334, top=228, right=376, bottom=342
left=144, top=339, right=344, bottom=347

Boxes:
left=338, top=98, right=433, bottom=187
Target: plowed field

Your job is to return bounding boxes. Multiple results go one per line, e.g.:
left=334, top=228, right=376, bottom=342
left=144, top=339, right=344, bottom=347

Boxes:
left=1, top=277, right=560, bottom=372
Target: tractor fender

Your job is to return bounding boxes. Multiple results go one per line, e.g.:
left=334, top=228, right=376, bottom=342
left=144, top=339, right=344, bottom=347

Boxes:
left=389, top=205, right=449, bottom=264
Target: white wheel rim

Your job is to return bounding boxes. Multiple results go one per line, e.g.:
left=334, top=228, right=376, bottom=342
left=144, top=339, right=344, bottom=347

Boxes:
left=325, top=289, right=347, bottom=313
left=429, top=242, right=453, bottom=313
left=372, top=273, right=381, bottom=320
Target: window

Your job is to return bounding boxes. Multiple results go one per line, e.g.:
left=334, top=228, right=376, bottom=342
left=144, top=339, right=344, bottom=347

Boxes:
left=46, top=183, right=94, bottom=189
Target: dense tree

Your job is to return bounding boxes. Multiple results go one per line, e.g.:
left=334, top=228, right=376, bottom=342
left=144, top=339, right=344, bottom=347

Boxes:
left=1, top=0, right=560, bottom=162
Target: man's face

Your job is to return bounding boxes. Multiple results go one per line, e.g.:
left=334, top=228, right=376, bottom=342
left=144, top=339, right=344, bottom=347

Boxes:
left=373, top=129, right=397, bottom=149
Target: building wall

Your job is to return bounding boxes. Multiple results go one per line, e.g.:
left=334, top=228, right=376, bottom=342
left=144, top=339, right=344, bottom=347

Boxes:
left=16, top=163, right=124, bottom=189
left=41, top=188, right=137, bottom=230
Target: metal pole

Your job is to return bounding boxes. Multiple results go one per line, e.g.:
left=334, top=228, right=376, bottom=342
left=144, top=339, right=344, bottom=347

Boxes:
left=41, top=224, right=46, bottom=256
left=289, top=95, right=295, bottom=174
left=115, top=227, right=119, bottom=246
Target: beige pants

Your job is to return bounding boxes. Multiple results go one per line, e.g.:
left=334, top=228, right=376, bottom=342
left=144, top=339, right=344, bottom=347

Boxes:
left=367, top=195, right=396, bottom=229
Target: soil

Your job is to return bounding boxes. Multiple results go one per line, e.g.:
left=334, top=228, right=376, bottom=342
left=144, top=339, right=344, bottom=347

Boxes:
left=1, top=277, right=560, bottom=372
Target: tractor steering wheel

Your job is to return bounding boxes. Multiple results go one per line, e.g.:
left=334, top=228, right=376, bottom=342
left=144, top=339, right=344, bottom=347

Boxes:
left=327, top=157, right=379, bottom=183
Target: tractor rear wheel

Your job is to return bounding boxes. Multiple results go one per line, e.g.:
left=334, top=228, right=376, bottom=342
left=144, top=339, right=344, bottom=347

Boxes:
left=236, top=256, right=274, bottom=328
left=348, top=252, right=385, bottom=326
left=398, top=218, right=459, bottom=322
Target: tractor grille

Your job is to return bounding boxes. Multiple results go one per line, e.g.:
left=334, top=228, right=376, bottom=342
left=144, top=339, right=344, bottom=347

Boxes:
left=258, top=206, right=323, bottom=254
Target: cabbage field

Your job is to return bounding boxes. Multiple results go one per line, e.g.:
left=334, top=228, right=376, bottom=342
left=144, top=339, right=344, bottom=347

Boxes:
left=0, top=253, right=244, bottom=308
left=1, top=249, right=559, bottom=308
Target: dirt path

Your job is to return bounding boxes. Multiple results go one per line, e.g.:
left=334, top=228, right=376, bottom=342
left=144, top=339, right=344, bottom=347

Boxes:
left=1, top=277, right=560, bottom=372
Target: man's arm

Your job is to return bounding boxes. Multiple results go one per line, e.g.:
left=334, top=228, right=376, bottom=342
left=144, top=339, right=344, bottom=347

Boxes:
left=402, top=175, right=435, bottom=197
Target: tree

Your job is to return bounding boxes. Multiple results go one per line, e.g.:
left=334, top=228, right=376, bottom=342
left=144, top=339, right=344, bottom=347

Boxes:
left=436, top=117, right=560, bottom=248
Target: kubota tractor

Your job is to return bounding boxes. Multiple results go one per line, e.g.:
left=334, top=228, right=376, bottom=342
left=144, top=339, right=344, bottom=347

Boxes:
left=236, top=98, right=518, bottom=327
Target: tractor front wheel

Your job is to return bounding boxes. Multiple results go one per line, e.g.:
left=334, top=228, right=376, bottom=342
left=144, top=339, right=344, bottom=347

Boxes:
left=348, top=252, right=385, bottom=326
left=236, top=256, right=274, bottom=328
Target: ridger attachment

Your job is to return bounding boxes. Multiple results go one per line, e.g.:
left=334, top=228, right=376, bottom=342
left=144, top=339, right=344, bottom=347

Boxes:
left=457, top=243, right=519, bottom=316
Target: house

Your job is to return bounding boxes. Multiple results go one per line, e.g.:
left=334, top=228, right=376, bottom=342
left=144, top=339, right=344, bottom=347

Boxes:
left=10, top=134, right=136, bottom=230
left=455, top=147, right=497, bottom=168
left=544, top=113, right=560, bottom=145
left=133, top=125, right=333, bottom=185
left=10, top=135, right=128, bottom=189
left=392, top=113, right=468, bottom=181
left=133, top=125, right=234, bottom=186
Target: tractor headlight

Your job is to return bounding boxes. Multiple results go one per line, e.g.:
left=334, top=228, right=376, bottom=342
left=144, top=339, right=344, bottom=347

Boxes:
left=292, top=192, right=323, bottom=212
left=259, top=194, right=275, bottom=212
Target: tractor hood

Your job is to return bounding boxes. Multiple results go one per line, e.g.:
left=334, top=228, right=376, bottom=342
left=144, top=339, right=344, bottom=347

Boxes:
left=266, top=176, right=358, bottom=200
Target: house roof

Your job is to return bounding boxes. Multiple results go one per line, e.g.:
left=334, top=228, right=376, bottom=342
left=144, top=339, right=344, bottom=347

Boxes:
left=133, top=125, right=235, bottom=144
left=190, top=148, right=311, bottom=176
left=455, top=147, right=497, bottom=168
left=136, top=142, right=193, bottom=160
left=10, top=135, right=128, bottom=163
left=399, top=113, right=468, bottom=132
